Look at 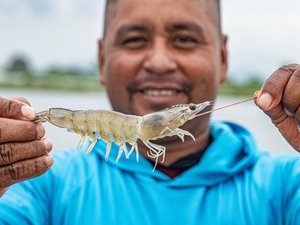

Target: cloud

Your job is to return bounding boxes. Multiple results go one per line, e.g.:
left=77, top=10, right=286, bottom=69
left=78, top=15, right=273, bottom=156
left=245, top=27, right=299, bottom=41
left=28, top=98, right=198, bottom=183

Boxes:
left=222, top=0, right=300, bottom=81
left=0, top=0, right=103, bottom=19
left=0, top=0, right=104, bottom=69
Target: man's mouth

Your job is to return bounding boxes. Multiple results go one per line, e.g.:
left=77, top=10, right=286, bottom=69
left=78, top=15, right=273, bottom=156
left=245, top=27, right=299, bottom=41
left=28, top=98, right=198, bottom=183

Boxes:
left=127, top=80, right=193, bottom=108
left=127, top=78, right=192, bottom=97
left=142, top=89, right=180, bottom=96
left=136, top=88, right=187, bottom=108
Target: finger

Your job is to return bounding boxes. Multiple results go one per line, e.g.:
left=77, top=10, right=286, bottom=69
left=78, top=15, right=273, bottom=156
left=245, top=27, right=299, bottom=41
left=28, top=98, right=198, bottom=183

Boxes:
left=256, top=89, right=288, bottom=125
left=295, top=106, right=300, bottom=131
left=256, top=89, right=300, bottom=150
left=0, top=96, right=35, bottom=120
left=0, top=155, right=54, bottom=188
left=282, top=67, right=300, bottom=114
left=0, top=187, right=8, bottom=197
left=0, top=139, right=52, bottom=166
left=9, top=96, right=31, bottom=106
left=255, top=64, right=300, bottom=150
left=256, top=64, right=299, bottom=113
left=0, top=119, right=45, bottom=143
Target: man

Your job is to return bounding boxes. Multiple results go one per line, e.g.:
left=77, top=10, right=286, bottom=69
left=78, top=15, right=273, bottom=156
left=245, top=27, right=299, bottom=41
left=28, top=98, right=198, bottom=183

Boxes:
left=0, top=0, right=299, bottom=224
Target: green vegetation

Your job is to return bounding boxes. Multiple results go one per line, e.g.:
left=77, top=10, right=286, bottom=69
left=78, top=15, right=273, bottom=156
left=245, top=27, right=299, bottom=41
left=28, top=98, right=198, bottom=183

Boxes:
left=219, top=79, right=262, bottom=96
left=1, top=56, right=103, bottom=92
left=0, top=71, right=103, bottom=92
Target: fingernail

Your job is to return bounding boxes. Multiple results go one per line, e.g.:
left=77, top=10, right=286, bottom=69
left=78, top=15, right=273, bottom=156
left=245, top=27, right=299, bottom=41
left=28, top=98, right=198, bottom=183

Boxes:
left=257, top=93, right=273, bottom=110
left=36, top=124, right=45, bottom=139
left=45, top=155, right=54, bottom=167
left=43, top=138, right=53, bottom=152
left=253, top=90, right=260, bottom=97
left=21, top=105, right=36, bottom=120
left=297, top=122, right=300, bottom=133
left=284, top=107, right=294, bottom=117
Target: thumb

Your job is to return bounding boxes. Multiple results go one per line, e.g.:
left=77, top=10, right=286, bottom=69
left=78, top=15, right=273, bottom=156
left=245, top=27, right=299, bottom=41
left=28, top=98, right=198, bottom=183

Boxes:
left=0, top=96, right=35, bottom=120
left=256, top=90, right=288, bottom=127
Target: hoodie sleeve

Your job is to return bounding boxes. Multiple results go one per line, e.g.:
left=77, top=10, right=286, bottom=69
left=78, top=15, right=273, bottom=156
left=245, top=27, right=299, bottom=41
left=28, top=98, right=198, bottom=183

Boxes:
left=283, top=157, right=300, bottom=225
left=0, top=177, right=50, bottom=225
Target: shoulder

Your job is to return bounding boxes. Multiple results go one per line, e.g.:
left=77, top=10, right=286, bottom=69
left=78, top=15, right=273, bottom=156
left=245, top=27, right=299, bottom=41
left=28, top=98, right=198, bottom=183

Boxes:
left=254, top=153, right=299, bottom=175
left=211, top=121, right=300, bottom=186
left=252, top=154, right=300, bottom=191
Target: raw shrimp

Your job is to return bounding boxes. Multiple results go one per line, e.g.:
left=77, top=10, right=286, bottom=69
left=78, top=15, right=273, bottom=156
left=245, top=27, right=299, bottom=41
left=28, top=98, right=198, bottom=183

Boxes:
left=33, top=101, right=213, bottom=168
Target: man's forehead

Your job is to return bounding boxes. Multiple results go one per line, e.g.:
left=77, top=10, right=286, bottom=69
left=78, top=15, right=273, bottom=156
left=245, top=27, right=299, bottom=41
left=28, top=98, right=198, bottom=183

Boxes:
left=104, top=0, right=220, bottom=36
left=105, top=0, right=216, bottom=9
left=105, top=0, right=219, bottom=23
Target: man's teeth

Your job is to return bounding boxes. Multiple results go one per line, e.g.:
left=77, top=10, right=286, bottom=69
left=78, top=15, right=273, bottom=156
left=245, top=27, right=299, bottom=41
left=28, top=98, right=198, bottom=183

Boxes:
left=143, top=89, right=177, bottom=96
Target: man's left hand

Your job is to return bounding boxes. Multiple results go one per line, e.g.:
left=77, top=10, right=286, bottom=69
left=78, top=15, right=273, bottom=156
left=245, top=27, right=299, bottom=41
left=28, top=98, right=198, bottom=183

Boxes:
left=256, top=64, right=300, bottom=152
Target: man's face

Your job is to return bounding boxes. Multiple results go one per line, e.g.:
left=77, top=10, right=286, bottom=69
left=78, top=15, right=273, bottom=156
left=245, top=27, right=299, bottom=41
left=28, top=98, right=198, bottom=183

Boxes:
left=99, top=0, right=228, bottom=116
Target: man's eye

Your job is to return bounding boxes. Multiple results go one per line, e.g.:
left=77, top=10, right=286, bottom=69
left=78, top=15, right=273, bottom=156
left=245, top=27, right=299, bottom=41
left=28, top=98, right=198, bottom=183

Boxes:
left=173, top=36, right=198, bottom=49
left=122, top=37, right=147, bottom=49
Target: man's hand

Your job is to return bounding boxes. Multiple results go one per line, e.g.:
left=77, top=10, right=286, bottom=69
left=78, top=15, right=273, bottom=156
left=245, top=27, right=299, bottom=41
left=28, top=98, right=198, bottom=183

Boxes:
left=0, top=96, right=53, bottom=197
left=256, top=64, right=300, bottom=152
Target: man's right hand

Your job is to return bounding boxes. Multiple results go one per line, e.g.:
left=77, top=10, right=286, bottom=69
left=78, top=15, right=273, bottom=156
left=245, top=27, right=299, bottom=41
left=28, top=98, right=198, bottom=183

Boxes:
left=0, top=96, right=53, bottom=197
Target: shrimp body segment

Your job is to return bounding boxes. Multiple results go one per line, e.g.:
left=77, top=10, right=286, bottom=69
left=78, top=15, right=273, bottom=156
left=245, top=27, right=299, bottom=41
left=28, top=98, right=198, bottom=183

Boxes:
left=33, top=101, right=212, bottom=168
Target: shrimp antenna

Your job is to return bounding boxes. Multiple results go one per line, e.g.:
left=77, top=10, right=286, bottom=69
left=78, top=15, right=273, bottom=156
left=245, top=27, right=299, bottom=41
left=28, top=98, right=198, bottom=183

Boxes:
left=195, top=96, right=257, bottom=118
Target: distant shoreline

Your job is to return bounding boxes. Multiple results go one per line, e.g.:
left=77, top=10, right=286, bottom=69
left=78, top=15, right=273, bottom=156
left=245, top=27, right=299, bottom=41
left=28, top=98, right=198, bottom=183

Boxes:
left=0, top=79, right=260, bottom=96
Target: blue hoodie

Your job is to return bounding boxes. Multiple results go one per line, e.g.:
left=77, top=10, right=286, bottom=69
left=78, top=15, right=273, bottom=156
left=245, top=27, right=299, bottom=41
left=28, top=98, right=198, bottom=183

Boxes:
left=0, top=121, right=299, bottom=225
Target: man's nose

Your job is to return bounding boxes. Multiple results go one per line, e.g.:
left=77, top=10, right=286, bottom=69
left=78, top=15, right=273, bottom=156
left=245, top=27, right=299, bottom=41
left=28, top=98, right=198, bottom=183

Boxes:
left=143, top=39, right=177, bottom=75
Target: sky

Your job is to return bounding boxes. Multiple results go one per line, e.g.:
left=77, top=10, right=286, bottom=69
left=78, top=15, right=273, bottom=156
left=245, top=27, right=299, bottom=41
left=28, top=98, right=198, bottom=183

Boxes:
left=0, top=0, right=300, bottom=82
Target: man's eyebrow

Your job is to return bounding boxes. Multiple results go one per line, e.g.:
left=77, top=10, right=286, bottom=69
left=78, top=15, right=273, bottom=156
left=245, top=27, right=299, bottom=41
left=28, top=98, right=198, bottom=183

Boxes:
left=116, top=24, right=150, bottom=37
left=166, top=22, right=204, bottom=35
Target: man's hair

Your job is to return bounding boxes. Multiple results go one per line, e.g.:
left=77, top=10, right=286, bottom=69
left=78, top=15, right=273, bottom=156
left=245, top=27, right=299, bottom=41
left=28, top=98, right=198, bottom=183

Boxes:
left=103, top=0, right=221, bottom=37
left=103, top=0, right=118, bottom=37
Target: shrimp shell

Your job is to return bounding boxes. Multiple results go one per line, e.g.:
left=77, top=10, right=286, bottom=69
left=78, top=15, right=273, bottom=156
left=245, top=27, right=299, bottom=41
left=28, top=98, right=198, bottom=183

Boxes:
left=33, top=101, right=213, bottom=169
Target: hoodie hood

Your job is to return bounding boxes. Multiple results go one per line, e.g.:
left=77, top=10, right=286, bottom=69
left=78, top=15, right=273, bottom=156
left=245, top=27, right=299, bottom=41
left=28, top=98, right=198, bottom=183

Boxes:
left=92, top=121, right=265, bottom=187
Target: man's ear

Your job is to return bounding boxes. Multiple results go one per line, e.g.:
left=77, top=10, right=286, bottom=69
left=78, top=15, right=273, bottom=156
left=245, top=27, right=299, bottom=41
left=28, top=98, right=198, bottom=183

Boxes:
left=98, top=39, right=106, bottom=85
left=219, top=34, right=228, bottom=84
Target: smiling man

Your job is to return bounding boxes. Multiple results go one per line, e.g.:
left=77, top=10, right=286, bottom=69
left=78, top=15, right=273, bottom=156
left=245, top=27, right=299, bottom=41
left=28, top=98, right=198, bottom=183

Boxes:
left=0, top=0, right=300, bottom=224
left=99, top=0, right=228, bottom=166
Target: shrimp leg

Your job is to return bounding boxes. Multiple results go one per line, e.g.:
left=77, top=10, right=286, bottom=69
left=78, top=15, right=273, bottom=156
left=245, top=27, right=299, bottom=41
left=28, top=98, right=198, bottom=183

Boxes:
left=143, top=140, right=166, bottom=170
left=127, top=141, right=139, bottom=162
left=160, top=127, right=195, bottom=142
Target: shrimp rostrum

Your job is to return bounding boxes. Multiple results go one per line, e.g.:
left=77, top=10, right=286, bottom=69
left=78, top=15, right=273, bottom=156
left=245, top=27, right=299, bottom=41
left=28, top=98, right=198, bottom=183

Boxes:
left=33, top=101, right=212, bottom=168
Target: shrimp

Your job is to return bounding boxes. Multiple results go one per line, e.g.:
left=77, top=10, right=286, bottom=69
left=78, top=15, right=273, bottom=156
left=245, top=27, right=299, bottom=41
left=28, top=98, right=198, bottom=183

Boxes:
left=33, top=101, right=213, bottom=169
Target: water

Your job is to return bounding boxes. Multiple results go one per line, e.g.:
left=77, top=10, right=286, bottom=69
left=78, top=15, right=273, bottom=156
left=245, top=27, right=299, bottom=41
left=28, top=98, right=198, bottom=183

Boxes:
left=0, top=89, right=297, bottom=156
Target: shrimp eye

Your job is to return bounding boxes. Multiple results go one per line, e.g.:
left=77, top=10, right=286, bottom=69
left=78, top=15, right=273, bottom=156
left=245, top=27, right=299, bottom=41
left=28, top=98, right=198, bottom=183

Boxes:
left=189, top=104, right=196, bottom=111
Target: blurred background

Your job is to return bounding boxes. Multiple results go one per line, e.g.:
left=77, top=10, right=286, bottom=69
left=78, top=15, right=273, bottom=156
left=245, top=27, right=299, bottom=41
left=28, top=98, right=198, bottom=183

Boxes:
left=0, top=0, right=299, bottom=155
